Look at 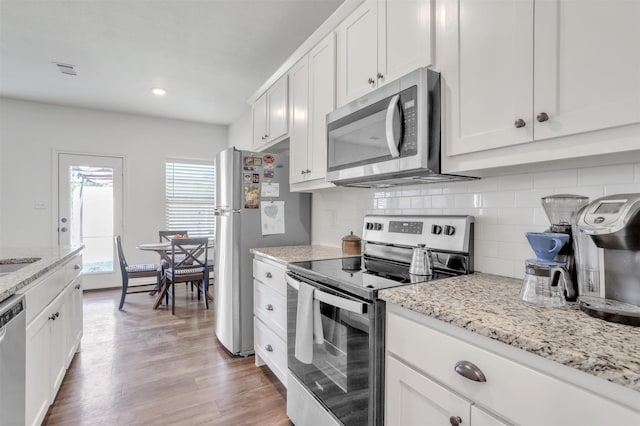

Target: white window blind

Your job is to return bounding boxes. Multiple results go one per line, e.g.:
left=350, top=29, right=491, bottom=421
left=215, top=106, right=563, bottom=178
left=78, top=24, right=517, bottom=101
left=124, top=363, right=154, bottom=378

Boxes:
left=165, top=161, right=215, bottom=239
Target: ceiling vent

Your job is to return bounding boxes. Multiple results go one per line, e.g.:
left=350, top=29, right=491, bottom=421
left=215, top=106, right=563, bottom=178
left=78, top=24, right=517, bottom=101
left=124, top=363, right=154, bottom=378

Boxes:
left=53, top=62, right=77, bottom=76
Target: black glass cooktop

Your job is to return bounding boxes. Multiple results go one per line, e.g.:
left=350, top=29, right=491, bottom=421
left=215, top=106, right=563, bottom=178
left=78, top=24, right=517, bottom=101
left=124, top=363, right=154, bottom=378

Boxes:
left=288, top=256, right=454, bottom=301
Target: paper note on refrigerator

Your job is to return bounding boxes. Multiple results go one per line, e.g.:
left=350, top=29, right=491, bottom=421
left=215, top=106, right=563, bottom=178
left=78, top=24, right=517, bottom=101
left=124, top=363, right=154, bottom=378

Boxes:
left=261, top=182, right=280, bottom=197
left=261, top=201, right=285, bottom=235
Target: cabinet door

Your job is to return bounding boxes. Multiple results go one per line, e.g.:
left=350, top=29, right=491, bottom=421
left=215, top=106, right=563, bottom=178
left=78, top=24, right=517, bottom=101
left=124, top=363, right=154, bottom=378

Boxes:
left=471, top=406, right=510, bottom=426
left=25, top=309, right=52, bottom=426
left=378, top=0, right=432, bottom=86
left=534, top=0, right=640, bottom=141
left=64, top=278, right=83, bottom=367
left=386, top=355, right=471, bottom=426
left=49, top=295, right=67, bottom=397
left=252, top=94, right=268, bottom=148
left=267, top=75, right=289, bottom=142
left=289, top=56, right=310, bottom=184
left=308, top=32, right=336, bottom=181
left=442, top=0, right=534, bottom=156
left=336, top=0, right=378, bottom=107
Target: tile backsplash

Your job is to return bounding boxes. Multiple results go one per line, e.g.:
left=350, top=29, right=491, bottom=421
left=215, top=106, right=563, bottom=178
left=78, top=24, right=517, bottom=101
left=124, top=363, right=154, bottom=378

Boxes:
left=311, top=162, right=640, bottom=279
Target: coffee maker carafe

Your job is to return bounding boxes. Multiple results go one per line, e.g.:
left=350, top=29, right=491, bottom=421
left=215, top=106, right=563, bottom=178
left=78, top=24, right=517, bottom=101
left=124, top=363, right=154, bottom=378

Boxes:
left=576, top=193, right=640, bottom=326
left=540, top=194, right=590, bottom=300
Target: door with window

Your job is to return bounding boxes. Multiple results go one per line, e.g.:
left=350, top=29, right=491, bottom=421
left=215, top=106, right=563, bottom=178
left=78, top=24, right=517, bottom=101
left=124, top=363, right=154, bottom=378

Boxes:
left=58, top=153, right=123, bottom=289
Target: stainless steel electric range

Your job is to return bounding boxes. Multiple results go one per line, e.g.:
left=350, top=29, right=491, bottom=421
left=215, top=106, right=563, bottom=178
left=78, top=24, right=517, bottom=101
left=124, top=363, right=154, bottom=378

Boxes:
left=285, top=214, right=475, bottom=426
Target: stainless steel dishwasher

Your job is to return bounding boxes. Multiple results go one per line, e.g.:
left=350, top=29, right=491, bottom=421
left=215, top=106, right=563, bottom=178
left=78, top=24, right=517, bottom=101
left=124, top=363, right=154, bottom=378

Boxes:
left=0, top=294, right=26, bottom=426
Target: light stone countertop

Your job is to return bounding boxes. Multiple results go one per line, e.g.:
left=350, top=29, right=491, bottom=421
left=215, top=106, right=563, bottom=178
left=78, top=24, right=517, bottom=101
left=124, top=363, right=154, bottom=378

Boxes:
left=379, top=272, right=640, bottom=392
left=0, top=246, right=84, bottom=304
left=250, top=245, right=351, bottom=264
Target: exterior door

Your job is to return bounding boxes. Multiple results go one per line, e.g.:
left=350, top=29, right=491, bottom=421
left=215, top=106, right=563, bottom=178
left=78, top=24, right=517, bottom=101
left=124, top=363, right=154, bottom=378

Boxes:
left=58, top=153, right=123, bottom=290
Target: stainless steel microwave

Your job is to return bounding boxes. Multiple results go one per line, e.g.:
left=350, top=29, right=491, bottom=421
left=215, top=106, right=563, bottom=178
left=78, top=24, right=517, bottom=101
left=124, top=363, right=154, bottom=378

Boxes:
left=326, top=67, right=475, bottom=187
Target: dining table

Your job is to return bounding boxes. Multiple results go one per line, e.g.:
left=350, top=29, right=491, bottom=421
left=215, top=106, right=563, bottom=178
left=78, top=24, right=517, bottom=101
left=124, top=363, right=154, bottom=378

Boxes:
left=137, top=241, right=215, bottom=309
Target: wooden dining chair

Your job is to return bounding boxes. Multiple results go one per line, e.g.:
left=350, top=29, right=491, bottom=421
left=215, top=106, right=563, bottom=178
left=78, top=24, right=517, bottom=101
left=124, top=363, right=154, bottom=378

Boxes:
left=162, top=237, right=210, bottom=314
left=115, top=235, right=161, bottom=310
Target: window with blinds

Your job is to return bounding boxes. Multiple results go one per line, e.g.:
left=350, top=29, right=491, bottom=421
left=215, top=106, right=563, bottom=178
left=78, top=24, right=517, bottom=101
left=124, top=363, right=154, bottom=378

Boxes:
left=165, top=161, right=215, bottom=239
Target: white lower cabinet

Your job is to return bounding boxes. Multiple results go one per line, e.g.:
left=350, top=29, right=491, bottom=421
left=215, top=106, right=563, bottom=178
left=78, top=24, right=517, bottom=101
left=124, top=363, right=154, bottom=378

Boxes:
left=253, top=257, right=288, bottom=387
left=385, top=303, right=640, bottom=426
left=22, top=253, right=83, bottom=426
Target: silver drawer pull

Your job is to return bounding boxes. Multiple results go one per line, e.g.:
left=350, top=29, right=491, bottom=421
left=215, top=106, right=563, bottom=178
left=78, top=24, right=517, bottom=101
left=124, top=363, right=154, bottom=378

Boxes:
left=454, top=361, right=486, bottom=383
left=265, top=344, right=273, bottom=352
left=449, top=416, right=462, bottom=426
left=265, top=272, right=273, bottom=278
left=265, top=304, right=274, bottom=311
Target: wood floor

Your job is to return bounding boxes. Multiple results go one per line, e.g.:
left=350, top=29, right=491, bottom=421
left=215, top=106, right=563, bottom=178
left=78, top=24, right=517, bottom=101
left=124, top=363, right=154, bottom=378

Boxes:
left=43, top=286, right=291, bottom=425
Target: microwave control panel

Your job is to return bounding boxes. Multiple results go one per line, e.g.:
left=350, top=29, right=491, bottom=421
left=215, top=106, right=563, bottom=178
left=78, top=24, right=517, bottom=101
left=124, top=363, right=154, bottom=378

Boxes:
left=400, top=86, right=418, bottom=157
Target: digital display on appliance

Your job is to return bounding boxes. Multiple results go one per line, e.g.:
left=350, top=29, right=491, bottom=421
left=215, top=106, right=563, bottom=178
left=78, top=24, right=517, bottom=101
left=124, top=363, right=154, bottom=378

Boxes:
left=404, top=99, right=415, bottom=109
left=389, top=221, right=423, bottom=234
left=594, top=202, right=625, bottom=214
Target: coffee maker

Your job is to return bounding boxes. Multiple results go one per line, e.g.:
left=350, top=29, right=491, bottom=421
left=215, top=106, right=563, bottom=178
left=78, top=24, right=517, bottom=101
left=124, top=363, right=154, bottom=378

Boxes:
left=576, top=193, right=640, bottom=326
left=540, top=194, right=590, bottom=301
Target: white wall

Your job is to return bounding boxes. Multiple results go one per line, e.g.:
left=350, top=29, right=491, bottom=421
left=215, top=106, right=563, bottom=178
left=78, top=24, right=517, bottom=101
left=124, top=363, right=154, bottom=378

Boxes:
left=311, top=163, right=640, bottom=279
left=228, top=107, right=252, bottom=150
left=0, top=97, right=228, bottom=265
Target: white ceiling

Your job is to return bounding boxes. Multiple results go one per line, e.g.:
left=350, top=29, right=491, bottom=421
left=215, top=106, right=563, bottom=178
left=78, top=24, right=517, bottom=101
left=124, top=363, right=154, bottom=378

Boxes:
left=0, top=0, right=344, bottom=125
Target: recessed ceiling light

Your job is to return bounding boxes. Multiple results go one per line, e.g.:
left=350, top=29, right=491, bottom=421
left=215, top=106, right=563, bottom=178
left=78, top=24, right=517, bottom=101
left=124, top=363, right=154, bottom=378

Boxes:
left=152, top=88, right=166, bottom=96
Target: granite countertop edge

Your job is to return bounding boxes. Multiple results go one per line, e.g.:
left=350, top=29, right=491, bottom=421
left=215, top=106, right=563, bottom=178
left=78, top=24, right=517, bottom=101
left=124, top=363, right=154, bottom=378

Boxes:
left=250, top=245, right=352, bottom=264
left=0, top=246, right=84, bottom=304
left=378, top=272, right=640, bottom=393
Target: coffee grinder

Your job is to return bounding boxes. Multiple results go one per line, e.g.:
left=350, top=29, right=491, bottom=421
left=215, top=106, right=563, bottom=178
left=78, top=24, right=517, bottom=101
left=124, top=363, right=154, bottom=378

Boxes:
left=540, top=194, right=590, bottom=301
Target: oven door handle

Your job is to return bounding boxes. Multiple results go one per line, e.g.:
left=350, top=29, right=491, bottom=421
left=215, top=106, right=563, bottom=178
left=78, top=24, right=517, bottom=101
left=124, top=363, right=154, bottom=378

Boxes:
left=286, top=275, right=366, bottom=315
left=385, top=94, right=401, bottom=158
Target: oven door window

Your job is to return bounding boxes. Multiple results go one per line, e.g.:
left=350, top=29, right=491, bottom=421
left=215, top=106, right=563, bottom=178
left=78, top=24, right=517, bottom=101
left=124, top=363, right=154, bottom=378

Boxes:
left=287, top=285, right=371, bottom=425
left=327, top=95, right=402, bottom=172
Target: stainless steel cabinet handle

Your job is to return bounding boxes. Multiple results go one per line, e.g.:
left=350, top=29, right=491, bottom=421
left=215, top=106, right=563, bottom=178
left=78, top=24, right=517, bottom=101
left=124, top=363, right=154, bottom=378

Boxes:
left=60, top=217, right=68, bottom=223
left=368, top=77, right=375, bottom=85
left=454, top=360, right=487, bottom=382
left=265, top=272, right=273, bottom=278
left=265, top=344, right=273, bottom=352
left=74, top=264, right=81, bottom=270
left=301, top=170, right=305, bottom=175
left=449, top=416, right=463, bottom=426
left=266, top=304, right=274, bottom=311
left=60, top=227, right=68, bottom=232
left=537, top=112, right=549, bottom=122
left=305, top=169, right=311, bottom=174
left=55, top=312, right=60, bottom=318
left=75, top=284, right=81, bottom=290
left=49, top=314, right=56, bottom=321
left=377, top=72, right=384, bottom=80
left=514, top=118, right=526, bottom=128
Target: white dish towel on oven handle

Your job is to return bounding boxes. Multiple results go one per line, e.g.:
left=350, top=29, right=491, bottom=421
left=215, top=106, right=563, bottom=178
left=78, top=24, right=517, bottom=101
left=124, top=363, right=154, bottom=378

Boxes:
left=292, top=279, right=324, bottom=364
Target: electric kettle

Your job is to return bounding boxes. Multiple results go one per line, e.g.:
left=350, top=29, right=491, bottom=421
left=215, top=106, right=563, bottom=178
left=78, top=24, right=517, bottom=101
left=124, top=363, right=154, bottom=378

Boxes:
left=409, top=244, right=433, bottom=276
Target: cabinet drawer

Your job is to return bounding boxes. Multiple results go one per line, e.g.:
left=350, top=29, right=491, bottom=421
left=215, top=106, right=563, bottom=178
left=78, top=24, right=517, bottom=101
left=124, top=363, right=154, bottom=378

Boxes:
left=63, top=254, right=82, bottom=285
left=387, top=308, right=640, bottom=425
left=254, top=280, right=286, bottom=339
left=254, top=317, right=287, bottom=387
left=253, top=258, right=286, bottom=295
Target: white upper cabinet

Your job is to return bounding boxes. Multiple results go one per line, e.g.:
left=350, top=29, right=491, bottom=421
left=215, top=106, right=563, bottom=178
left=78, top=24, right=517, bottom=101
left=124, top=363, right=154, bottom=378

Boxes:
left=252, top=75, right=289, bottom=150
left=443, top=0, right=640, bottom=157
left=533, top=0, right=640, bottom=141
left=337, top=0, right=432, bottom=107
left=289, top=32, right=337, bottom=190
left=289, top=56, right=310, bottom=184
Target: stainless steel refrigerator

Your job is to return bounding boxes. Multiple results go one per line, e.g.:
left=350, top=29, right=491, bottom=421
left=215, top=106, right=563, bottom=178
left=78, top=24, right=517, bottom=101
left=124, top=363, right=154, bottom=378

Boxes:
left=214, top=147, right=311, bottom=355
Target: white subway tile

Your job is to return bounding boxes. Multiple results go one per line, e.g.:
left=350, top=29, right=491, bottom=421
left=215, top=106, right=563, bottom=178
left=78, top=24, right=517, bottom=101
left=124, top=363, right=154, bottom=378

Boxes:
left=475, top=223, right=500, bottom=242
left=515, top=189, right=550, bottom=208
left=402, top=188, right=422, bottom=197
left=432, top=194, right=456, bottom=208
left=441, top=208, right=462, bottom=215
left=470, top=208, right=499, bottom=225
left=422, top=185, right=443, bottom=195
left=498, top=208, right=534, bottom=225
left=482, top=191, right=515, bottom=208
left=411, top=196, right=432, bottom=209
left=455, top=193, right=482, bottom=208
left=376, top=198, right=389, bottom=209
left=476, top=256, right=515, bottom=277
left=425, top=208, right=444, bottom=215
left=467, top=177, right=498, bottom=192
left=604, top=183, right=640, bottom=195
left=497, top=173, right=533, bottom=190
left=636, top=164, right=640, bottom=183
left=474, top=240, right=500, bottom=258
left=442, top=181, right=468, bottom=194
left=577, top=164, right=634, bottom=186
left=533, top=208, right=552, bottom=227
left=397, top=197, right=411, bottom=209
left=533, top=169, right=578, bottom=188
left=554, top=185, right=603, bottom=201
left=374, top=191, right=386, bottom=198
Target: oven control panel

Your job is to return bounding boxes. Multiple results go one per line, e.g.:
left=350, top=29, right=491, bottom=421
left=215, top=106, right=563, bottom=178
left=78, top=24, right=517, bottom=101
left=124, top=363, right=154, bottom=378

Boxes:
left=362, top=214, right=474, bottom=253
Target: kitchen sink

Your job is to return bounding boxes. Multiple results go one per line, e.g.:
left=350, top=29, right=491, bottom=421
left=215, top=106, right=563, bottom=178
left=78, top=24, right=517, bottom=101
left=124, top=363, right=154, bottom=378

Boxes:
left=0, top=258, right=41, bottom=276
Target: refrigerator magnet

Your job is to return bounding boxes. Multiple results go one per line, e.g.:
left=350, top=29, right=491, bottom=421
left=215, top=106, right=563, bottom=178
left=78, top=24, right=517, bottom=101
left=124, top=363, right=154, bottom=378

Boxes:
left=263, top=155, right=274, bottom=163
left=252, top=173, right=260, bottom=183
left=243, top=173, right=252, bottom=183
left=253, top=157, right=263, bottom=166
left=243, top=156, right=254, bottom=165
left=244, top=185, right=259, bottom=209
left=264, top=169, right=274, bottom=178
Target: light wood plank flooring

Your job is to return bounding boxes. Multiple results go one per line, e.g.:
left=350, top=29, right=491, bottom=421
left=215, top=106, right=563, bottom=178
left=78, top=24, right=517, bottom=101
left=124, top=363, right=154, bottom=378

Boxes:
left=43, top=286, right=290, bottom=425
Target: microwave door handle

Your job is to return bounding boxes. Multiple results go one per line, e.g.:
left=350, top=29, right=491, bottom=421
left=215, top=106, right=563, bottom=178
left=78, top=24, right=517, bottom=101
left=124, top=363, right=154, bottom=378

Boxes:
left=385, top=94, right=401, bottom=158
left=286, top=275, right=366, bottom=315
